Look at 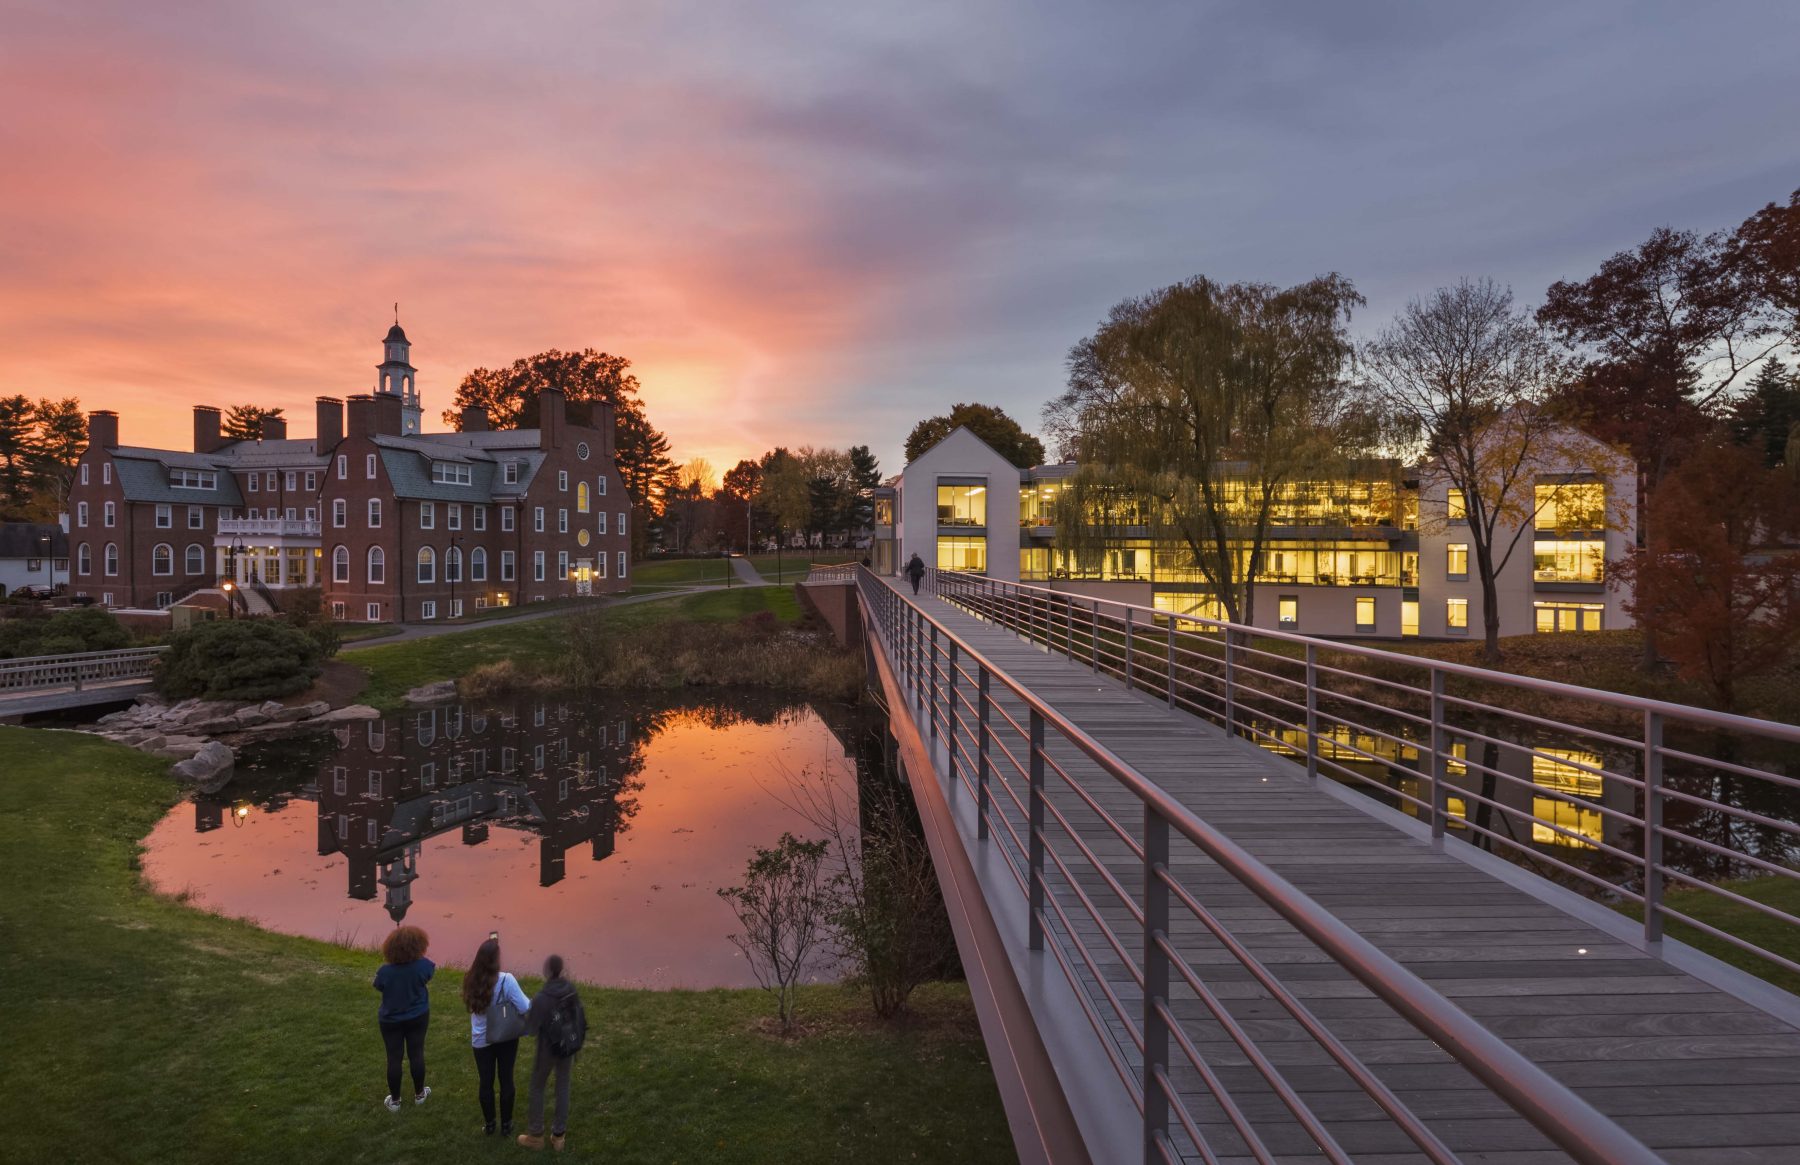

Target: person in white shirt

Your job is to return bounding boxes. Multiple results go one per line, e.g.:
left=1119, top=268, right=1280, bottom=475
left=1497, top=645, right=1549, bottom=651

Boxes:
left=461, top=936, right=532, bottom=1136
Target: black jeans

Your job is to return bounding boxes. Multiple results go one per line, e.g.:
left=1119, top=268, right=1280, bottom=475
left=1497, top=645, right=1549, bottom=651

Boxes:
left=379, top=1013, right=429, bottom=1099
left=909, top=574, right=921, bottom=594
left=473, top=1038, right=520, bottom=1125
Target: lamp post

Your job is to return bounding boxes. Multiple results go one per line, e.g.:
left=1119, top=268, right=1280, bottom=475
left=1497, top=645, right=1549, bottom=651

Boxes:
left=225, top=537, right=245, bottom=617
left=37, top=534, right=51, bottom=592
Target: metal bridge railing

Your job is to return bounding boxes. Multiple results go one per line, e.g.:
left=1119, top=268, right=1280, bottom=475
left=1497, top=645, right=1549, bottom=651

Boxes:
left=0, top=645, right=167, bottom=694
left=934, top=571, right=1800, bottom=981
left=857, top=566, right=1664, bottom=1165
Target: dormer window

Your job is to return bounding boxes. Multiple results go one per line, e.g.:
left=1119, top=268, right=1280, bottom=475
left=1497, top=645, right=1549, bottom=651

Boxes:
left=169, top=468, right=217, bottom=490
left=430, top=462, right=473, bottom=486
left=502, top=460, right=520, bottom=485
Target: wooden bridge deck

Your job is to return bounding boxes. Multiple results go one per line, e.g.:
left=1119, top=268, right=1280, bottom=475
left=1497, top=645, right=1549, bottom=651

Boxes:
left=886, top=581, right=1800, bottom=1164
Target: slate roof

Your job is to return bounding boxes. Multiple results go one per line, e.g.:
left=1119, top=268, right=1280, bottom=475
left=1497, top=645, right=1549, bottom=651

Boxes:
left=112, top=454, right=246, bottom=506
left=0, top=523, right=66, bottom=558
left=376, top=446, right=500, bottom=502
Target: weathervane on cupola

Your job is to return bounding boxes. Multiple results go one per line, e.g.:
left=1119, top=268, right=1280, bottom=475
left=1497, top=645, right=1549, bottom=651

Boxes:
left=376, top=303, right=422, bottom=435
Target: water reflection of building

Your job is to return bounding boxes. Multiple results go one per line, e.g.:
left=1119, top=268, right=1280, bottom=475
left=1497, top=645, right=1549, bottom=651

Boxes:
left=198, top=698, right=646, bottom=922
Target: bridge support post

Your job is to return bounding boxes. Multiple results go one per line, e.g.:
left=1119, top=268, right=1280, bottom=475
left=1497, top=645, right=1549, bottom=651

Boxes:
left=1644, top=710, right=1665, bottom=945
left=1429, top=670, right=1448, bottom=844
left=1305, top=643, right=1319, bottom=782
left=1028, top=709, right=1045, bottom=952
left=1142, top=806, right=1171, bottom=1165
left=976, top=667, right=991, bottom=841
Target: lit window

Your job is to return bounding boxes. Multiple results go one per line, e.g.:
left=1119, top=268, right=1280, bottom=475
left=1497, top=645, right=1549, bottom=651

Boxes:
left=1446, top=488, right=1467, bottom=522
left=1400, top=599, right=1419, bottom=637
left=1532, top=540, right=1605, bottom=584
left=577, top=482, right=590, bottom=513
left=1446, top=597, right=1468, bottom=633
left=152, top=544, right=173, bottom=575
left=1446, top=543, right=1468, bottom=579
left=1532, top=748, right=1604, bottom=797
left=936, top=536, right=986, bottom=572
left=1534, top=601, right=1603, bottom=633
left=1535, top=482, right=1604, bottom=532
left=936, top=483, right=988, bottom=527
left=1354, top=596, right=1375, bottom=633
left=1277, top=596, right=1298, bottom=629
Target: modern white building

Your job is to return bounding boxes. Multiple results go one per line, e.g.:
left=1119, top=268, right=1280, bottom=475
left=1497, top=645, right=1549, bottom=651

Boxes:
left=876, top=424, right=1637, bottom=640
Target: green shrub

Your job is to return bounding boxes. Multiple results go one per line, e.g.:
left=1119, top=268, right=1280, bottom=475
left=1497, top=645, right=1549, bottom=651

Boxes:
left=0, top=606, right=131, bottom=659
left=155, top=619, right=323, bottom=701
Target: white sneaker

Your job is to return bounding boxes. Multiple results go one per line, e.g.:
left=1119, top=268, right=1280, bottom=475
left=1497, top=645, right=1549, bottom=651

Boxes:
left=414, top=1085, right=432, bottom=1106
left=383, top=1095, right=402, bottom=1113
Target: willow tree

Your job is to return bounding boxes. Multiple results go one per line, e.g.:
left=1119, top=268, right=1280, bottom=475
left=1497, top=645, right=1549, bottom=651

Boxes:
left=1046, top=274, right=1365, bottom=628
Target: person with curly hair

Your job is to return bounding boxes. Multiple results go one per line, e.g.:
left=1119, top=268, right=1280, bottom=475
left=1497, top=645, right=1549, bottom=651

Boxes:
left=373, top=925, right=435, bottom=1112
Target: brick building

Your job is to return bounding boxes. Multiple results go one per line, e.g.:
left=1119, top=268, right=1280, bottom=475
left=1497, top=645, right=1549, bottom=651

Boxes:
left=66, top=321, right=631, bottom=620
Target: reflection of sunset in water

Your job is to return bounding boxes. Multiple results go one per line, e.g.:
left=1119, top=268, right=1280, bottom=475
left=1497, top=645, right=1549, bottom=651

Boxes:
left=141, top=694, right=864, bottom=988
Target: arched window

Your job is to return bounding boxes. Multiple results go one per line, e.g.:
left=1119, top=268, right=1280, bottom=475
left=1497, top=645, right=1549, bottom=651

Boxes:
left=470, top=546, right=487, bottom=582
left=332, top=545, right=350, bottom=583
left=104, top=542, right=119, bottom=576
left=367, top=546, right=385, bottom=585
left=151, top=544, right=173, bottom=576
left=185, top=544, right=205, bottom=575
left=416, top=546, right=435, bottom=584
left=443, top=545, right=462, bottom=583
left=577, top=481, right=590, bottom=513
left=77, top=543, right=91, bottom=576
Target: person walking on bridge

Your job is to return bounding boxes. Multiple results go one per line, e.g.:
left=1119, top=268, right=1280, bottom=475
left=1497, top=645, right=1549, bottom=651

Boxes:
left=905, top=552, right=926, bottom=595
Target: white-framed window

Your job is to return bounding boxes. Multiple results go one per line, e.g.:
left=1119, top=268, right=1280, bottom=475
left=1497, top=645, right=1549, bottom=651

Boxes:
left=366, top=454, right=378, bottom=479
left=80, top=463, right=89, bottom=486
left=331, top=601, right=345, bottom=619
left=430, top=462, right=472, bottom=485
left=576, top=441, right=590, bottom=462
left=501, top=550, right=515, bottom=581
left=304, top=471, right=317, bottom=491
left=619, top=511, right=627, bottom=535
left=420, top=600, right=437, bottom=620
left=337, top=454, right=347, bottom=480
left=367, top=498, right=382, bottom=528
left=77, top=543, right=91, bottom=575
left=417, top=546, right=435, bottom=583
left=151, top=543, right=173, bottom=575
left=557, top=550, right=568, bottom=580
left=247, top=472, right=259, bottom=492
left=103, top=463, right=111, bottom=485
left=185, top=544, right=204, bottom=574
left=501, top=506, right=515, bottom=532
left=597, top=475, right=607, bottom=496
left=367, top=546, right=385, bottom=584
left=247, top=508, right=258, bottom=520
left=444, top=545, right=461, bottom=583
left=103, top=542, right=118, bottom=576
left=366, top=601, right=381, bottom=621
left=188, top=506, right=203, bottom=529
left=447, top=504, right=461, bottom=531
left=170, top=468, right=217, bottom=490
left=77, top=501, right=88, bottom=527
left=534, top=507, right=545, bottom=533
left=265, top=471, right=276, bottom=492
left=332, top=498, right=347, bottom=527
left=503, top=460, right=519, bottom=485
left=419, top=501, right=435, bottom=529
left=101, top=592, right=114, bottom=606
left=103, top=501, right=115, bottom=527
left=332, top=545, right=350, bottom=583
left=473, top=506, right=486, bottom=532
left=471, top=547, right=487, bottom=582
left=617, top=550, right=627, bottom=578
left=285, top=471, right=297, bottom=491
left=558, top=509, right=568, bottom=534
left=595, top=555, right=607, bottom=579
left=577, top=481, right=590, bottom=513
left=154, top=504, right=171, bottom=528
left=596, top=511, right=607, bottom=534
left=449, top=598, right=463, bottom=618
left=155, top=591, right=172, bottom=608
left=558, top=469, right=568, bottom=491
left=533, top=551, right=545, bottom=582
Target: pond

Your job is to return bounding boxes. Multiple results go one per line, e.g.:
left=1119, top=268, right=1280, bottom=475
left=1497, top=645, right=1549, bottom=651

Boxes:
left=141, top=689, right=886, bottom=988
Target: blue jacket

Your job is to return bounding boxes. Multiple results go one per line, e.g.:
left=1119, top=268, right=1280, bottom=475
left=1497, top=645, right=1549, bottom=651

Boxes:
left=374, top=957, right=435, bottom=1023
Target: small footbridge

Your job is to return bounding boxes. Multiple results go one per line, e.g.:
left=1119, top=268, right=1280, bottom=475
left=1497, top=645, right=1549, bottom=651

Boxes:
left=822, top=565, right=1800, bottom=1165
left=0, top=646, right=166, bottom=721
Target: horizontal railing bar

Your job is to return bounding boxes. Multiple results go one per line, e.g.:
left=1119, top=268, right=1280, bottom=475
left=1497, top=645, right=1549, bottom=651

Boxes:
left=1656, top=745, right=1800, bottom=791
left=1655, top=905, right=1800, bottom=979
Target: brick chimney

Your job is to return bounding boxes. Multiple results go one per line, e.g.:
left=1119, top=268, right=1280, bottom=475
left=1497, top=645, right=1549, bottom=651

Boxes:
left=588, top=400, right=616, bottom=456
left=538, top=387, right=566, bottom=450
left=86, top=410, right=118, bottom=449
left=315, top=397, right=343, bottom=450
left=460, top=404, right=489, bottom=433
left=373, top=392, right=404, bottom=437
left=194, top=406, right=226, bottom=453
left=346, top=394, right=376, bottom=439
left=262, top=414, right=288, bottom=441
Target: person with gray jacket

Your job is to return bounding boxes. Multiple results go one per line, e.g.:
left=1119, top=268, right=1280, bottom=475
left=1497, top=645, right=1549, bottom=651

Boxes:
left=517, top=954, right=587, bottom=1152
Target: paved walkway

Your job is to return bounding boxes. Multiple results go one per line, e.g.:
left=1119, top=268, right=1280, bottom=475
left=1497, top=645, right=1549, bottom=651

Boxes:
left=885, top=577, right=1800, bottom=1165
left=730, top=555, right=768, bottom=586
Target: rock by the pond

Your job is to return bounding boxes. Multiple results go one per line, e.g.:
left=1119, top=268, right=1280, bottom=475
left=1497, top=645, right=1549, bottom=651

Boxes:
left=231, top=706, right=271, bottom=728
left=155, top=736, right=209, bottom=760
left=274, top=700, right=330, bottom=723
left=402, top=680, right=459, bottom=706
left=317, top=703, right=380, bottom=722
left=169, top=741, right=235, bottom=792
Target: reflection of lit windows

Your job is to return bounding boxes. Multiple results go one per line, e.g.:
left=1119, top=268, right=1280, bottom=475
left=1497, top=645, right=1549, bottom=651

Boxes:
left=936, top=483, right=987, bottom=527
left=1532, top=797, right=1602, bottom=848
left=1401, top=600, right=1419, bottom=637
left=1535, top=482, right=1604, bottom=532
left=1354, top=596, right=1375, bottom=633
left=1534, top=601, right=1603, bottom=633
left=1153, top=591, right=1224, bottom=630
left=1532, top=748, right=1604, bottom=797
left=1446, top=598, right=1468, bottom=633
left=1447, top=741, right=1468, bottom=776
left=1533, top=540, right=1605, bottom=583
left=936, top=536, right=987, bottom=572
left=1446, top=797, right=1468, bottom=828
left=1446, top=543, right=1468, bottom=579
left=1278, top=595, right=1298, bottom=629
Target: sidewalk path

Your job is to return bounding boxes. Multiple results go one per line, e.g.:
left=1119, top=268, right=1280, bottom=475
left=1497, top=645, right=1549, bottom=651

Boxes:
left=729, top=555, right=769, bottom=586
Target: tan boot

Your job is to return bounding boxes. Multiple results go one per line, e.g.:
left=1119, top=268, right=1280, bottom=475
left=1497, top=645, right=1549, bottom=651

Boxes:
left=517, top=1132, right=546, bottom=1150
left=550, top=1134, right=566, bottom=1152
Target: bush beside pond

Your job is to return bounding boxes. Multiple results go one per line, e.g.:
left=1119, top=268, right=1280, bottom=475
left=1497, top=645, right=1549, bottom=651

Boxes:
left=155, top=619, right=324, bottom=701
left=0, top=605, right=131, bottom=659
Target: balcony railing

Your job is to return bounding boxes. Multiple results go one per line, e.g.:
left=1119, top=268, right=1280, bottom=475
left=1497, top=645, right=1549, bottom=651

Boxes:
left=216, top=517, right=320, bottom=538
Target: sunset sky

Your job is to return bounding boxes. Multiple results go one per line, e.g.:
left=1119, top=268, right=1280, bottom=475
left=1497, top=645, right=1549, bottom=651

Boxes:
left=3, top=1, right=1796, bottom=473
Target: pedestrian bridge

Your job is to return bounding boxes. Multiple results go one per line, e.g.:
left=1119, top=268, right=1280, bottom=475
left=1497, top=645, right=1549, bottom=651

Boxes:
left=838, top=566, right=1800, bottom=1165
left=0, top=645, right=165, bottom=721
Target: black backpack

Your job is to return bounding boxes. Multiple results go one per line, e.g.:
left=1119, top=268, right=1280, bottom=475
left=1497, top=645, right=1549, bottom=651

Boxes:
left=543, top=990, right=586, bottom=1058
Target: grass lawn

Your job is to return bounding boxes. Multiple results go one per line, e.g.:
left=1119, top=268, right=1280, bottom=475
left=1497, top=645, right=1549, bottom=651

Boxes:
left=336, top=622, right=404, bottom=644
left=0, top=728, right=1015, bottom=1165
left=750, top=551, right=860, bottom=584
left=630, top=557, right=737, bottom=591
left=1614, top=875, right=1800, bottom=996
left=349, top=588, right=806, bottom=709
